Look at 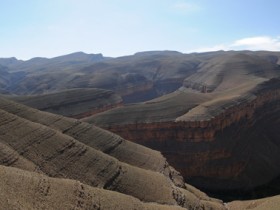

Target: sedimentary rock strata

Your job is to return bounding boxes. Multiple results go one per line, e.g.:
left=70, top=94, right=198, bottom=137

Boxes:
left=88, top=79, right=280, bottom=198
left=0, top=97, right=226, bottom=209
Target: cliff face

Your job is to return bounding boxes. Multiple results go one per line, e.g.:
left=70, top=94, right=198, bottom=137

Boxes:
left=108, top=86, right=280, bottom=143
left=103, top=79, right=280, bottom=198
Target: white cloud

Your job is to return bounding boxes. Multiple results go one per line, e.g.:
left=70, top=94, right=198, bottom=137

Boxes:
left=189, top=36, right=280, bottom=53
left=173, top=1, right=201, bottom=13
left=230, top=36, right=280, bottom=51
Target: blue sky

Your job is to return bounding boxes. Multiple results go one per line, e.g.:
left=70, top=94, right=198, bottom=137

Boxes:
left=1, top=0, right=280, bottom=60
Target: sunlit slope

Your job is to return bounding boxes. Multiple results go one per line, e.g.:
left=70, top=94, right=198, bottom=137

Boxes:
left=228, top=195, right=280, bottom=210
left=183, top=53, right=279, bottom=92
left=87, top=76, right=263, bottom=125
left=0, top=165, right=186, bottom=210
left=85, top=89, right=210, bottom=125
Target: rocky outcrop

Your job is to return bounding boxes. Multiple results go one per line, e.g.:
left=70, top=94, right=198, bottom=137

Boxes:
left=91, top=79, right=280, bottom=199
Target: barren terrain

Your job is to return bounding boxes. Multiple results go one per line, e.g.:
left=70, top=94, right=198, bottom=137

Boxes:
left=1, top=50, right=280, bottom=209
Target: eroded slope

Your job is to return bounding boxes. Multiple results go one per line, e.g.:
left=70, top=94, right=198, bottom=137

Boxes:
left=0, top=97, right=226, bottom=209
left=0, top=165, right=186, bottom=210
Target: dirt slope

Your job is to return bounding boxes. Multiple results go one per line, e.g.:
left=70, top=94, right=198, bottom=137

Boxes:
left=0, top=97, right=226, bottom=209
left=0, top=165, right=186, bottom=210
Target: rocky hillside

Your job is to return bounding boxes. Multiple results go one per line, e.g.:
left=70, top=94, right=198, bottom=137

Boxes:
left=0, top=97, right=228, bottom=209
left=0, top=165, right=187, bottom=210
left=1, top=96, right=280, bottom=209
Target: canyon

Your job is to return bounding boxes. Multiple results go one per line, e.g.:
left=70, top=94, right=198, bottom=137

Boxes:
left=81, top=51, right=280, bottom=200
left=1, top=50, right=280, bottom=208
left=90, top=79, right=280, bottom=200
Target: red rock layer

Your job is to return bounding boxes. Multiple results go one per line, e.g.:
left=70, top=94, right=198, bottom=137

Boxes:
left=108, top=89, right=280, bottom=142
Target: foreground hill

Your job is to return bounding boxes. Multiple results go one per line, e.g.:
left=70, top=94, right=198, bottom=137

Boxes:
left=2, top=161, right=279, bottom=210
left=228, top=195, right=280, bottom=210
left=0, top=97, right=227, bottom=209
left=10, top=88, right=123, bottom=118
left=1, top=99, right=280, bottom=209
left=0, top=165, right=186, bottom=210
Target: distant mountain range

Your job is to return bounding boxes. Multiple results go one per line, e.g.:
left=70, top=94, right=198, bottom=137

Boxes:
left=1, top=50, right=280, bottom=99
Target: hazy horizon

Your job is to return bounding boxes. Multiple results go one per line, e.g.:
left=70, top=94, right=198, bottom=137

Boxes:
left=1, top=0, right=280, bottom=60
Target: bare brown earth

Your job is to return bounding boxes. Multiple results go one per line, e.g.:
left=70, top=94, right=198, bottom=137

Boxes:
left=0, top=165, right=186, bottom=210
left=0, top=97, right=227, bottom=209
left=0, top=101, right=279, bottom=210
left=227, top=195, right=280, bottom=210
left=2, top=163, right=277, bottom=210
left=10, top=88, right=123, bottom=118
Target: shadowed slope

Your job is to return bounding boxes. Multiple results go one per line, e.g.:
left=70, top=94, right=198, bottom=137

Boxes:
left=3, top=51, right=201, bottom=99
left=0, top=52, right=107, bottom=73
left=0, top=65, right=10, bottom=89
left=11, top=88, right=123, bottom=118
left=0, top=52, right=108, bottom=95
left=0, top=65, right=26, bottom=93
left=85, top=89, right=211, bottom=125
left=0, top=142, right=38, bottom=172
